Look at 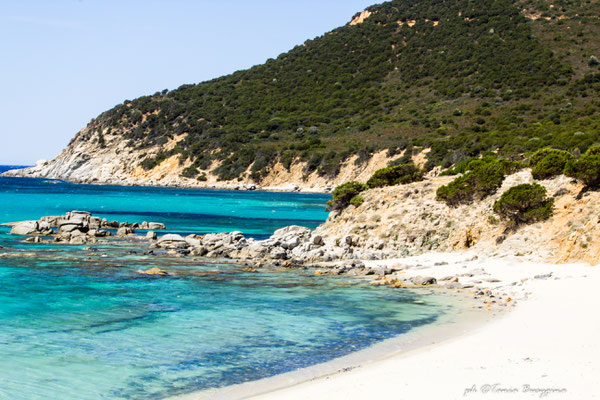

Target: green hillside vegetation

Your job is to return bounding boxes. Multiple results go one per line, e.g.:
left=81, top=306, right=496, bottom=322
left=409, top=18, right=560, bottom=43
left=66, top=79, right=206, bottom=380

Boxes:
left=494, top=183, right=554, bottom=224
left=528, top=148, right=574, bottom=179
left=366, top=163, right=422, bottom=188
left=436, top=158, right=522, bottom=206
left=78, top=0, right=600, bottom=182
left=565, top=145, right=600, bottom=188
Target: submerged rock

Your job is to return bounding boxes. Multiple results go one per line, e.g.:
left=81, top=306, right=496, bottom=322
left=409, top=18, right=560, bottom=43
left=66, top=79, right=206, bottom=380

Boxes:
left=135, top=267, right=169, bottom=276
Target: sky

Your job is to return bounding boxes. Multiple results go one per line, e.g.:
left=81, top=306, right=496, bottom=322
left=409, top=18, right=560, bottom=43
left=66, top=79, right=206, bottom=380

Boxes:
left=0, top=0, right=376, bottom=165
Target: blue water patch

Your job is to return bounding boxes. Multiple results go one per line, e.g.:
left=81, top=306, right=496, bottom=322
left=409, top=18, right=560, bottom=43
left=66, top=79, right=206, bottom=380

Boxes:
left=0, top=176, right=455, bottom=399
left=0, top=175, right=330, bottom=235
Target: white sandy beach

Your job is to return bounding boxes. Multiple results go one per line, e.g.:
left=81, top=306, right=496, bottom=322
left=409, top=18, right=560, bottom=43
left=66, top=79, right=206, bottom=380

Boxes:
left=246, top=254, right=600, bottom=400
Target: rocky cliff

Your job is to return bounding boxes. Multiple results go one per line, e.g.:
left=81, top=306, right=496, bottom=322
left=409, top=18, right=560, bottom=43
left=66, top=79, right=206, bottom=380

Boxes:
left=313, top=170, right=600, bottom=265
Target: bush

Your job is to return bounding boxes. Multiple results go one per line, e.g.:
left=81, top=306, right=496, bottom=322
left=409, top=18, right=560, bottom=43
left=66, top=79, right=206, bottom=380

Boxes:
left=366, top=163, right=422, bottom=188
left=350, top=195, right=365, bottom=207
left=529, top=149, right=573, bottom=180
left=493, top=184, right=554, bottom=224
left=326, top=181, right=367, bottom=211
left=440, top=156, right=521, bottom=176
left=436, top=161, right=509, bottom=206
left=564, top=145, right=600, bottom=187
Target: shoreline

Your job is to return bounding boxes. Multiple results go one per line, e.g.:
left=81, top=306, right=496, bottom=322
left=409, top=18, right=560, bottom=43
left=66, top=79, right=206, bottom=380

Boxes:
left=170, top=252, right=600, bottom=400
left=171, top=287, right=493, bottom=400
left=0, top=169, right=331, bottom=194
left=248, top=255, right=599, bottom=400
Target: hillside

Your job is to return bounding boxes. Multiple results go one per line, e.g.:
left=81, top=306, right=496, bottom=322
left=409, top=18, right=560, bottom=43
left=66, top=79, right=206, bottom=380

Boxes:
left=5, top=0, right=600, bottom=188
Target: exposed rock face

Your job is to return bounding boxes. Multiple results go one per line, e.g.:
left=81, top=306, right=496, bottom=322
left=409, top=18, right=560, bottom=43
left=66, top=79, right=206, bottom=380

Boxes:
left=313, top=170, right=600, bottom=264
left=0, top=121, right=400, bottom=192
left=10, top=221, right=46, bottom=236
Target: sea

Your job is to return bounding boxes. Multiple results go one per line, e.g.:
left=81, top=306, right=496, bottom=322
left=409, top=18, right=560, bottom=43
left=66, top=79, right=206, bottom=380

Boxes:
left=0, top=166, right=457, bottom=399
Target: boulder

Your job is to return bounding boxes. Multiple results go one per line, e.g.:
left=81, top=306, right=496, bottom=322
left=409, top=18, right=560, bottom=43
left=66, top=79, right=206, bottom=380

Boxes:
left=185, top=235, right=202, bottom=247
left=101, top=220, right=119, bottom=228
left=69, top=236, right=87, bottom=245
left=312, top=235, right=324, bottom=247
left=270, top=247, right=288, bottom=260
left=410, top=276, right=437, bottom=286
left=148, top=222, right=166, bottom=230
left=146, top=231, right=157, bottom=240
left=272, top=225, right=311, bottom=238
left=59, top=220, right=85, bottom=233
left=158, top=234, right=186, bottom=243
left=10, top=221, right=39, bottom=236
left=116, top=226, right=135, bottom=236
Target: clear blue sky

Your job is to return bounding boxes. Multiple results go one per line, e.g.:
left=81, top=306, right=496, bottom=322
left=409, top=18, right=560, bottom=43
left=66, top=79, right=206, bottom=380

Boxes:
left=0, top=0, right=376, bottom=165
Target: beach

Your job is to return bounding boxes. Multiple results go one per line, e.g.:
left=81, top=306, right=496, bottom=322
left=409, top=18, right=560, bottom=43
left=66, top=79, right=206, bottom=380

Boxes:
left=247, top=253, right=600, bottom=400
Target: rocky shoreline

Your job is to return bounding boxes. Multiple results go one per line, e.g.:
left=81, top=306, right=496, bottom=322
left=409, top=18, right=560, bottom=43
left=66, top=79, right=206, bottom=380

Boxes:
left=5, top=211, right=523, bottom=312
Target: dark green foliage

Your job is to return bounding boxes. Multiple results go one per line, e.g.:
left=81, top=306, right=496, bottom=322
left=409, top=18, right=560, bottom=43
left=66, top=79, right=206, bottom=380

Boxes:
left=366, top=163, right=422, bottom=188
left=181, top=166, right=199, bottom=179
left=350, top=195, right=365, bottom=207
left=440, top=156, right=521, bottom=176
left=436, top=161, right=509, bottom=206
left=564, top=145, right=600, bottom=187
left=326, top=181, right=368, bottom=211
left=197, top=173, right=208, bottom=182
left=493, top=184, right=554, bottom=224
left=529, top=149, right=573, bottom=180
left=141, top=152, right=168, bottom=170
left=81, top=0, right=600, bottom=181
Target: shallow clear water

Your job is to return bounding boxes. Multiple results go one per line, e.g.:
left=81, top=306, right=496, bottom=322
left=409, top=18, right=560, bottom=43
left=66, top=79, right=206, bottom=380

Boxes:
left=0, top=169, right=456, bottom=399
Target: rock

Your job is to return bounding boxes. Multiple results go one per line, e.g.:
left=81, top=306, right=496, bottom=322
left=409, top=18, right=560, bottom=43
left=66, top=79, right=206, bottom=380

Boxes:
left=282, top=236, right=300, bottom=250
left=146, top=231, right=157, bottom=240
left=270, top=247, right=288, bottom=260
left=103, top=220, right=119, bottom=228
left=116, top=226, right=135, bottom=237
left=10, top=221, right=39, bottom=235
left=136, top=267, right=169, bottom=276
left=94, top=230, right=111, bottom=237
left=157, top=234, right=189, bottom=249
left=191, top=247, right=208, bottom=256
left=344, top=235, right=354, bottom=246
left=410, top=276, right=437, bottom=286
left=148, top=222, right=166, bottom=230
left=445, top=282, right=463, bottom=289
left=273, top=225, right=311, bottom=238
left=312, top=235, right=324, bottom=246
left=69, top=236, right=87, bottom=245
left=185, top=235, right=202, bottom=247
left=89, top=217, right=101, bottom=229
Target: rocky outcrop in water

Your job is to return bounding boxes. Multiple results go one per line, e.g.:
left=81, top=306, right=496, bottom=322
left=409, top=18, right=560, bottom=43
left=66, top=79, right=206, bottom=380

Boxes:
left=7, top=211, right=165, bottom=245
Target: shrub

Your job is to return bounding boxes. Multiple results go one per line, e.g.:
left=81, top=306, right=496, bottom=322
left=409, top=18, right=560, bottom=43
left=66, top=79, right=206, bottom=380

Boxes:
left=564, top=145, right=600, bottom=187
left=493, top=184, right=554, bottom=224
left=529, top=149, right=573, bottom=180
left=436, top=161, right=507, bottom=206
left=350, top=195, right=365, bottom=207
left=181, top=166, right=199, bottom=179
left=440, top=156, right=521, bottom=176
left=326, top=181, right=368, bottom=211
left=366, top=163, right=422, bottom=188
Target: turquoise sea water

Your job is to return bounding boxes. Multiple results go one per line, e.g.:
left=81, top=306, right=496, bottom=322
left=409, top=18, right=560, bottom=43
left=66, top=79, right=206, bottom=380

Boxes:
left=0, top=168, right=456, bottom=399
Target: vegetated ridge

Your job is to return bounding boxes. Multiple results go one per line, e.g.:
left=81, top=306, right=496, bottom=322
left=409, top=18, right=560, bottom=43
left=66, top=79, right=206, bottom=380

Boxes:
left=5, top=0, right=600, bottom=190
